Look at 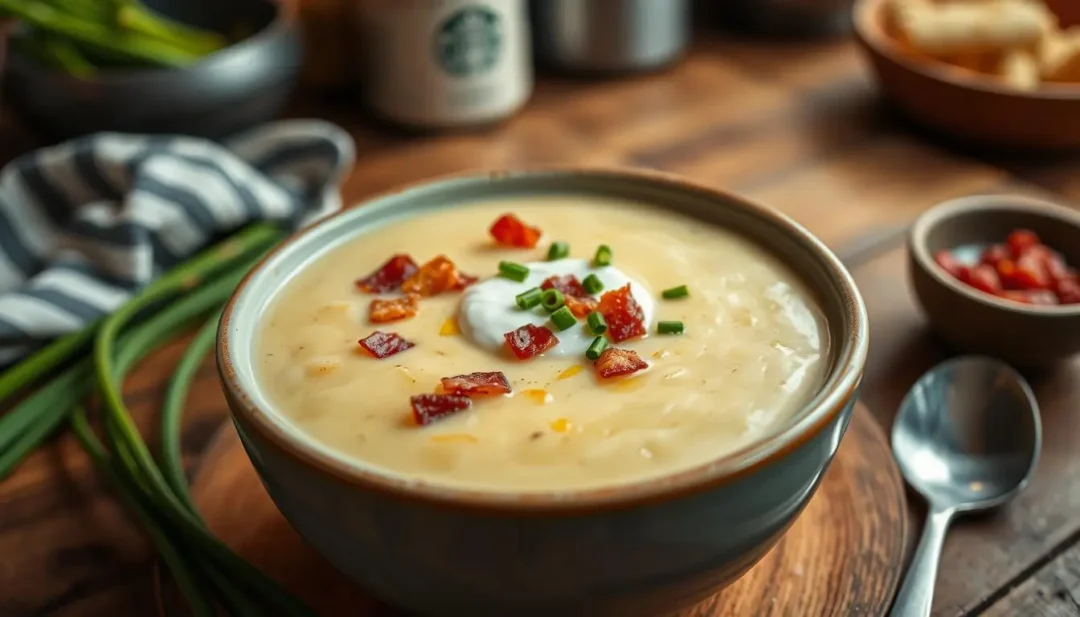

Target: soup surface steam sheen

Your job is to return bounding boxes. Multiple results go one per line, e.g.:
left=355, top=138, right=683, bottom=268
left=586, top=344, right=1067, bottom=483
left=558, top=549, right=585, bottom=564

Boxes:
left=257, top=196, right=829, bottom=492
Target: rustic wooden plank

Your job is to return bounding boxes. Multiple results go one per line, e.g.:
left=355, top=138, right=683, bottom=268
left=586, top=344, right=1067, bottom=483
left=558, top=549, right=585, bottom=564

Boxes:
left=983, top=544, right=1080, bottom=617
left=851, top=242, right=1080, bottom=617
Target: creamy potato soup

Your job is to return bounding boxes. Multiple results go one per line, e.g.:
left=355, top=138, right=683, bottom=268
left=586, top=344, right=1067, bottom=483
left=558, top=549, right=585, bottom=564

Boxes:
left=258, top=195, right=829, bottom=492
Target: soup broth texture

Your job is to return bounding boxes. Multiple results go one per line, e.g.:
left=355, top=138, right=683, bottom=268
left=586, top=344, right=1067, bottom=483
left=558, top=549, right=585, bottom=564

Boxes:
left=257, top=195, right=829, bottom=492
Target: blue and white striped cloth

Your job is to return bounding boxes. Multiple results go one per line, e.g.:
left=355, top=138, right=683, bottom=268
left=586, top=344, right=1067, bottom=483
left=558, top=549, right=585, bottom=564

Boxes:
left=0, top=120, right=355, bottom=366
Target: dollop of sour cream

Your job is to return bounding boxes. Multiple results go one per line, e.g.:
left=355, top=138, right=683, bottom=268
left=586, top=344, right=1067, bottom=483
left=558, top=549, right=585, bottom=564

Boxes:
left=459, top=258, right=656, bottom=357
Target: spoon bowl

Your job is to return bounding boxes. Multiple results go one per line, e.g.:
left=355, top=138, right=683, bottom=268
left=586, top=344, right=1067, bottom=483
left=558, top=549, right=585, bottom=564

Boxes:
left=888, top=355, right=1040, bottom=617
left=892, top=356, right=1041, bottom=511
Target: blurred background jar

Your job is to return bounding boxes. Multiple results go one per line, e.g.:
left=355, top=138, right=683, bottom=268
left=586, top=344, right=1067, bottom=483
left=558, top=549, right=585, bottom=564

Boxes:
left=531, top=0, right=691, bottom=74
left=356, top=0, right=533, bottom=131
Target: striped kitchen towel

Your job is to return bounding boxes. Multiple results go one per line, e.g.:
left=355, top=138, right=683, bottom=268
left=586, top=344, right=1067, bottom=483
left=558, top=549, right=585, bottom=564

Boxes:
left=0, top=120, right=355, bottom=367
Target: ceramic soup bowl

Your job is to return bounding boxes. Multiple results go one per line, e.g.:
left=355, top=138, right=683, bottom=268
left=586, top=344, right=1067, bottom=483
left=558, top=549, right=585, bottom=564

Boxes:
left=217, top=168, right=869, bottom=617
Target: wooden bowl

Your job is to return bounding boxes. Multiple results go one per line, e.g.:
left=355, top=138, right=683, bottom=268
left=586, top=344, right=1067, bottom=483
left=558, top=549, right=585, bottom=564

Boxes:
left=908, top=194, right=1080, bottom=369
left=852, top=0, right=1080, bottom=150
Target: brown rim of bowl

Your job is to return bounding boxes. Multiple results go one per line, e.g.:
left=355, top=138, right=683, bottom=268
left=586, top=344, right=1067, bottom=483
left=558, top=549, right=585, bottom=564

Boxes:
left=6, top=0, right=297, bottom=83
left=910, top=193, right=1080, bottom=316
left=852, top=0, right=1080, bottom=101
left=218, top=165, right=869, bottom=515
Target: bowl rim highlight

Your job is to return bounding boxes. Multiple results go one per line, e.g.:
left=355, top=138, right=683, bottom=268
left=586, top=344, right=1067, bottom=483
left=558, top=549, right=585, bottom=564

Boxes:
left=217, top=166, right=869, bottom=514
left=852, top=0, right=1080, bottom=102
left=910, top=193, right=1080, bottom=317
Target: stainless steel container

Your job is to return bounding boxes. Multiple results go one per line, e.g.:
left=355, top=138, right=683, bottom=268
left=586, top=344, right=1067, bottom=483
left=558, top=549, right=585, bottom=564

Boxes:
left=531, top=0, right=691, bottom=73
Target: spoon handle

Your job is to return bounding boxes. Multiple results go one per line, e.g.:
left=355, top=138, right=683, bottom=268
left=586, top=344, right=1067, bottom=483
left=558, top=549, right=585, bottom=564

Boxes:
left=889, top=507, right=955, bottom=617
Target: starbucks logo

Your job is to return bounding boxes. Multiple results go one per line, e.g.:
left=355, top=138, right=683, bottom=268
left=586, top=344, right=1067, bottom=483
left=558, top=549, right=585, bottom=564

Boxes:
left=434, top=6, right=502, bottom=76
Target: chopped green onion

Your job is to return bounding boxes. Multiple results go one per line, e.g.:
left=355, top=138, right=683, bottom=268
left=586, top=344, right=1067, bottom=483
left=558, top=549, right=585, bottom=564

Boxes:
left=499, top=261, right=530, bottom=282
left=658, top=321, right=685, bottom=335
left=541, top=289, right=565, bottom=313
left=516, top=287, right=543, bottom=310
left=594, top=245, right=613, bottom=267
left=547, top=241, right=570, bottom=261
left=586, top=336, right=609, bottom=360
left=662, top=285, right=689, bottom=299
left=587, top=311, right=607, bottom=335
left=550, top=306, right=577, bottom=331
left=582, top=274, right=604, bottom=294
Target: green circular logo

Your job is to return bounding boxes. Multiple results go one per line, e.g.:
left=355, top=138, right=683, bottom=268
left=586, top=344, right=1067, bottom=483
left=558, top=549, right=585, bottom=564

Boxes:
left=434, top=6, right=502, bottom=76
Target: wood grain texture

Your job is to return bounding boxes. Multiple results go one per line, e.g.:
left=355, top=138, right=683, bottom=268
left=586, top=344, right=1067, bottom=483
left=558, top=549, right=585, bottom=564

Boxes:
left=156, top=404, right=907, bottom=617
left=3, top=32, right=1080, bottom=617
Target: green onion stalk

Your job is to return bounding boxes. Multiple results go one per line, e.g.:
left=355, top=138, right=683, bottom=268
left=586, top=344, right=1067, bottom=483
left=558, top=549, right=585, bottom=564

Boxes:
left=0, top=222, right=318, bottom=614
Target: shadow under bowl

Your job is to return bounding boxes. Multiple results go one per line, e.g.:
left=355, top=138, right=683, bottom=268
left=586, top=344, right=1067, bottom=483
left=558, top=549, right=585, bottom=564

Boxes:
left=3, top=0, right=302, bottom=142
left=852, top=0, right=1080, bottom=150
left=908, top=194, right=1080, bottom=369
left=216, top=167, right=869, bottom=617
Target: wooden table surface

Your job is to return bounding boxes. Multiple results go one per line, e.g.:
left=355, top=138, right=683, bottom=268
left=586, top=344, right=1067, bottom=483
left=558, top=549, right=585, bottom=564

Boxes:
left=3, top=35, right=1080, bottom=617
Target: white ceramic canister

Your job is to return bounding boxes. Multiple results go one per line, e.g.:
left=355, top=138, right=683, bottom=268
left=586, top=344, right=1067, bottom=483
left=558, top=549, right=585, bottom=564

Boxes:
left=356, top=0, right=534, bottom=130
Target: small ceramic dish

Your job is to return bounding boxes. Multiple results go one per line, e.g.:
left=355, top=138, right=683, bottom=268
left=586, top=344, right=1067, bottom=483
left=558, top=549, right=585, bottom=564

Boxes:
left=217, top=167, right=869, bottom=617
left=3, top=0, right=301, bottom=141
left=908, top=194, right=1080, bottom=369
left=852, top=0, right=1080, bottom=150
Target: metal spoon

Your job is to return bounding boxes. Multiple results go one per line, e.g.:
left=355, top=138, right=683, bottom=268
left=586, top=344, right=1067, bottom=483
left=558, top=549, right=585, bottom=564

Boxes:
left=888, top=355, right=1042, bottom=617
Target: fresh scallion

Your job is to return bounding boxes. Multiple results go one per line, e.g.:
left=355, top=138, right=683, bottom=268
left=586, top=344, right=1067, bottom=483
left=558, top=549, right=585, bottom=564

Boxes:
left=499, top=261, right=530, bottom=282
left=658, top=321, right=685, bottom=335
left=662, top=285, right=689, bottom=299
left=515, top=287, right=542, bottom=310
left=550, top=306, right=577, bottom=331
left=586, top=336, right=609, bottom=360
left=587, top=311, right=607, bottom=335
left=541, top=288, right=565, bottom=313
left=582, top=274, right=604, bottom=295
left=547, top=241, right=570, bottom=261
left=593, top=245, right=612, bottom=267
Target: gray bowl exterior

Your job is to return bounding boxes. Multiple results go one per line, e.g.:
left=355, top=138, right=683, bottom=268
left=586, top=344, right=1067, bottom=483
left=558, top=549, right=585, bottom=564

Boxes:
left=219, top=170, right=866, bottom=616
left=229, top=396, right=855, bottom=616
left=3, top=1, right=301, bottom=141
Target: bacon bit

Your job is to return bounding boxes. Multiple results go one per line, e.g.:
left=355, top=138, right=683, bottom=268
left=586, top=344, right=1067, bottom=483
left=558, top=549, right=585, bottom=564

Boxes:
left=490, top=213, right=542, bottom=248
left=440, top=371, right=512, bottom=396
left=504, top=324, right=559, bottom=359
left=402, top=256, right=473, bottom=297
left=594, top=348, right=649, bottom=379
left=541, top=275, right=587, bottom=298
left=429, top=433, right=478, bottom=444
left=558, top=365, right=582, bottom=380
left=523, top=389, right=550, bottom=404
left=564, top=295, right=598, bottom=318
left=358, top=331, right=415, bottom=359
left=355, top=254, right=419, bottom=293
left=453, top=271, right=479, bottom=290
left=550, top=418, right=573, bottom=433
left=439, top=317, right=461, bottom=336
left=369, top=294, right=419, bottom=323
left=597, top=284, right=647, bottom=343
left=410, top=394, right=472, bottom=426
